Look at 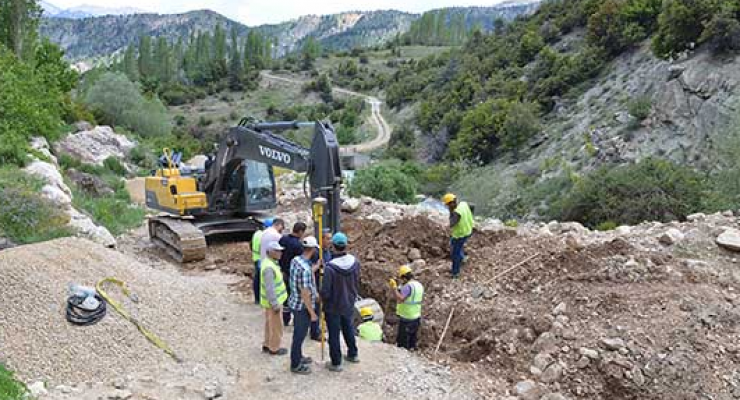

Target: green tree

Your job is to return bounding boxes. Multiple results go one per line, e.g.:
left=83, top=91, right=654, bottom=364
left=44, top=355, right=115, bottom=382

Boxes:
left=0, top=0, right=41, bottom=60
left=349, top=162, right=418, bottom=203
left=652, top=0, right=712, bottom=58
left=153, top=36, right=171, bottom=83
left=228, top=26, right=243, bottom=90
left=122, top=44, right=139, bottom=81
left=137, top=35, right=154, bottom=78
left=301, top=36, right=321, bottom=70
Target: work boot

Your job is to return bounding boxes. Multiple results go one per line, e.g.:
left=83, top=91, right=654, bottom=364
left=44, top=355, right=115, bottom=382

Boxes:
left=261, top=346, right=270, bottom=353
left=344, top=355, right=360, bottom=364
left=301, top=356, right=313, bottom=365
left=290, top=364, right=311, bottom=375
left=267, top=348, right=288, bottom=356
left=325, top=362, right=343, bottom=372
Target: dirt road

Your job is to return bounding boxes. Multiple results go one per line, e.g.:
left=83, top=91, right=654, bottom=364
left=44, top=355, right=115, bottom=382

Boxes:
left=261, top=71, right=392, bottom=154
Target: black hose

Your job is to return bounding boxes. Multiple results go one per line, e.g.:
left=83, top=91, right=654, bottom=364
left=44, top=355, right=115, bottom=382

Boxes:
left=66, top=294, right=107, bottom=326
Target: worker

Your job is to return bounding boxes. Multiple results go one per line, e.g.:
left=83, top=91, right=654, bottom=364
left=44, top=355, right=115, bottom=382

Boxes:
left=260, top=241, right=288, bottom=356
left=442, top=193, right=474, bottom=279
left=357, top=307, right=383, bottom=342
left=287, top=236, right=321, bottom=375
left=279, top=222, right=308, bottom=326
left=260, top=218, right=285, bottom=261
left=310, top=228, right=333, bottom=341
left=251, top=218, right=274, bottom=304
left=320, top=232, right=360, bottom=372
left=389, top=265, right=424, bottom=350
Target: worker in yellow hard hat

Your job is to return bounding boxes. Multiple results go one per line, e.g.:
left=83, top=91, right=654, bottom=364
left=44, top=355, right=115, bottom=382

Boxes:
left=388, top=265, right=424, bottom=350
left=357, top=307, right=383, bottom=342
left=442, top=193, right=474, bottom=279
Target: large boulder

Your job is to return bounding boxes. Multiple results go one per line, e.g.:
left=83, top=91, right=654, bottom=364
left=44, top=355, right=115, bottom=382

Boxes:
left=30, top=136, right=58, bottom=165
left=67, top=169, right=115, bottom=197
left=55, top=126, right=136, bottom=166
left=717, top=229, right=740, bottom=252
left=24, top=159, right=73, bottom=208
left=68, top=209, right=116, bottom=248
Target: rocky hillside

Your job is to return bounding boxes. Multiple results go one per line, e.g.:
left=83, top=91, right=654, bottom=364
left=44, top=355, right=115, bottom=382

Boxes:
left=39, top=9, right=416, bottom=60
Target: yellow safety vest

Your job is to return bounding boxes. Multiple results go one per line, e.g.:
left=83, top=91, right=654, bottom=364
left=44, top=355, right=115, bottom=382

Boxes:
left=358, top=321, right=383, bottom=342
left=252, top=230, right=263, bottom=262
left=451, top=202, right=474, bottom=239
left=396, top=280, right=423, bottom=320
left=260, top=258, right=288, bottom=309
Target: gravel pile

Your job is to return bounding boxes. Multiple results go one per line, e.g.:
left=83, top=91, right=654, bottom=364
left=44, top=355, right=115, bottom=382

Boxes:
left=0, top=237, right=238, bottom=385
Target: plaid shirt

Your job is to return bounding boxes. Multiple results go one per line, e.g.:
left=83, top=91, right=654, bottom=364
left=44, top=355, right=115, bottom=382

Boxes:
left=288, top=255, right=317, bottom=311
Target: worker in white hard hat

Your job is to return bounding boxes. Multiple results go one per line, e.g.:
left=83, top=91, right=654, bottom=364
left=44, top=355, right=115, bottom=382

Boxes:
left=389, top=265, right=424, bottom=350
left=441, top=193, right=474, bottom=279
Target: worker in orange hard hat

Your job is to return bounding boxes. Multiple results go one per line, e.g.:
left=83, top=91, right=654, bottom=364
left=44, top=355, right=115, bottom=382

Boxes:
left=441, top=193, right=474, bottom=279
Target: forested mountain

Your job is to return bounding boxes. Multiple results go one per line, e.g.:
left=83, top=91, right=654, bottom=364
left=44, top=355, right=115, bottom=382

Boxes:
left=39, top=9, right=417, bottom=60
left=402, top=1, right=541, bottom=45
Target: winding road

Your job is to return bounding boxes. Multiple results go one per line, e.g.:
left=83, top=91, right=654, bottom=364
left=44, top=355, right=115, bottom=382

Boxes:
left=261, top=71, right=392, bottom=154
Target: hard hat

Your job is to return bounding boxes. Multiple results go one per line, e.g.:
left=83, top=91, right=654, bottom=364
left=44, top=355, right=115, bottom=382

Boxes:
left=360, top=307, right=373, bottom=318
left=332, top=232, right=348, bottom=246
left=267, top=241, right=284, bottom=251
left=399, top=265, right=413, bottom=277
left=441, top=193, right=457, bottom=205
left=263, top=218, right=274, bottom=228
left=302, top=236, right=320, bottom=249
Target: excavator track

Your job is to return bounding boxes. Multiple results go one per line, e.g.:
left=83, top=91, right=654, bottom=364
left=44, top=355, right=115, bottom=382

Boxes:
left=148, top=217, right=207, bottom=263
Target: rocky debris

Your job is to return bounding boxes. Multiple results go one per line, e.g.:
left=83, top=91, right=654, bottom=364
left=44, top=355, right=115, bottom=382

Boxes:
left=24, top=152, right=116, bottom=247
left=30, top=136, right=58, bottom=164
left=0, top=237, right=17, bottom=251
left=541, top=394, right=568, bottom=400
left=55, top=126, right=136, bottom=166
left=106, top=389, right=133, bottom=399
left=67, top=169, right=115, bottom=197
left=716, top=229, right=740, bottom=252
left=408, top=248, right=422, bottom=261
left=73, top=120, right=93, bottom=132
left=202, top=382, right=223, bottom=399
left=659, top=228, right=684, bottom=245
left=600, top=337, right=626, bottom=351
left=28, top=381, right=48, bottom=397
left=341, top=197, right=361, bottom=213
left=540, top=362, right=565, bottom=383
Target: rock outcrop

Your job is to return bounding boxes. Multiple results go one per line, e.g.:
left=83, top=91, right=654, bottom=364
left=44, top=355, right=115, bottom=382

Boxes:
left=55, top=125, right=136, bottom=166
left=25, top=137, right=116, bottom=247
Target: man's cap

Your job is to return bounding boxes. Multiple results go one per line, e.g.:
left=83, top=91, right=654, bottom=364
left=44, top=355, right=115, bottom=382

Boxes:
left=267, top=241, right=284, bottom=251
left=302, top=236, right=320, bottom=249
left=332, top=232, right=348, bottom=246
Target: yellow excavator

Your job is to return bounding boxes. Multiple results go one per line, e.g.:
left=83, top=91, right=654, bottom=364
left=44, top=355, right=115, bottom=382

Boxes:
left=145, top=119, right=343, bottom=262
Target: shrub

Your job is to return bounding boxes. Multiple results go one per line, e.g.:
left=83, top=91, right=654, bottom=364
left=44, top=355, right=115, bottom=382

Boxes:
left=72, top=187, right=145, bottom=236
left=628, top=96, right=652, bottom=120
left=596, top=221, right=618, bottom=231
left=555, top=158, right=706, bottom=227
left=336, top=125, right=357, bottom=145
left=504, top=219, right=519, bottom=228
left=349, top=162, right=418, bottom=203
left=103, top=157, right=127, bottom=176
left=0, top=168, right=71, bottom=244
left=700, top=8, right=740, bottom=54
left=83, top=72, right=172, bottom=137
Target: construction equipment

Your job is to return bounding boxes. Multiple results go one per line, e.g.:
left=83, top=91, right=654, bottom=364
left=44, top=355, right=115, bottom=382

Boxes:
left=145, top=119, right=343, bottom=262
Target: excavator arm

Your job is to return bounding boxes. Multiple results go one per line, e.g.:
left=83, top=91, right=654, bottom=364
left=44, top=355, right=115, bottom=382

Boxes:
left=202, top=119, right=343, bottom=233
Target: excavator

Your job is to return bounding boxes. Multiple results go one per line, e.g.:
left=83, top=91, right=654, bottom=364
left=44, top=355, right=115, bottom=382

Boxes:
left=144, top=119, right=343, bottom=262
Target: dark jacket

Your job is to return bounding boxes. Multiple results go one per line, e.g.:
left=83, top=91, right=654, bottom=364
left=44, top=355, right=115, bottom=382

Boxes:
left=278, top=234, right=303, bottom=276
left=320, top=252, right=360, bottom=317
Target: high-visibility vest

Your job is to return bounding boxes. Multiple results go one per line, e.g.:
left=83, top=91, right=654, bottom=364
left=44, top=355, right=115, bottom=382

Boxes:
left=358, top=321, right=383, bottom=342
left=260, top=258, right=288, bottom=308
left=396, top=280, right=423, bottom=320
left=451, top=201, right=474, bottom=239
left=252, top=230, right=263, bottom=262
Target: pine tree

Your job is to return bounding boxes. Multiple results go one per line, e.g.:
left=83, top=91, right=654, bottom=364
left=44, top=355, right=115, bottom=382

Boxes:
left=154, top=36, right=171, bottom=83
left=0, top=0, right=42, bottom=60
left=122, top=44, right=139, bottom=81
left=137, top=35, right=154, bottom=79
left=228, top=26, right=243, bottom=90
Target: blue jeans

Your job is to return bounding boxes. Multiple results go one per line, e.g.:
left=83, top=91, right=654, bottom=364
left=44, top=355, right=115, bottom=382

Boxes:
left=325, top=312, right=358, bottom=366
left=253, top=260, right=261, bottom=304
left=290, top=308, right=311, bottom=369
left=451, top=235, right=471, bottom=276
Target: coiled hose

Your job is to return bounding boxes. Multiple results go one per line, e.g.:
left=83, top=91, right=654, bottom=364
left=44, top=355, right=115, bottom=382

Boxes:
left=66, top=294, right=107, bottom=326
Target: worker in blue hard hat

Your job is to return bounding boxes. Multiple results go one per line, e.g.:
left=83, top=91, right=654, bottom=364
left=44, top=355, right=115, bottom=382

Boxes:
left=320, top=232, right=361, bottom=372
left=251, top=218, right=274, bottom=304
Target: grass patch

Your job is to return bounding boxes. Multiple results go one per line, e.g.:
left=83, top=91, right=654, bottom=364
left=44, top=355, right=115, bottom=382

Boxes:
left=0, top=168, right=72, bottom=244
left=71, top=179, right=145, bottom=236
left=0, top=365, right=27, bottom=400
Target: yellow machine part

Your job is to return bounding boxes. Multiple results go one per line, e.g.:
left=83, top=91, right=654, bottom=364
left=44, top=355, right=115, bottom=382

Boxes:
left=144, top=168, right=208, bottom=216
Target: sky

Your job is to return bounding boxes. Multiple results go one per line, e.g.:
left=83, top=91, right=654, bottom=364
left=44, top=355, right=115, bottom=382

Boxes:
left=47, top=0, right=515, bottom=25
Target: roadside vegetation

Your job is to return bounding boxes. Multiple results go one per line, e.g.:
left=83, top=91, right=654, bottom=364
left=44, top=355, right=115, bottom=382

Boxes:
left=0, top=364, right=28, bottom=400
